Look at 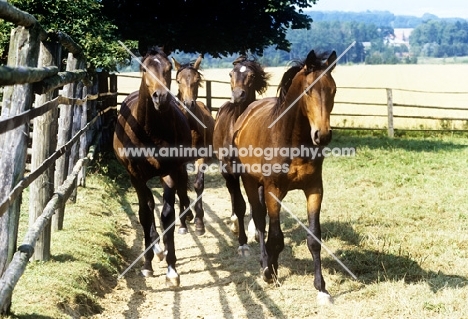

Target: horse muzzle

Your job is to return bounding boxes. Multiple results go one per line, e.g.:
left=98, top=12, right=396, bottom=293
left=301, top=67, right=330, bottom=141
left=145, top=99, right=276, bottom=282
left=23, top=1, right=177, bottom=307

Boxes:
left=152, top=91, right=169, bottom=111
left=311, top=128, right=332, bottom=146
left=184, top=100, right=197, bottom=112
left=231, top=87, right=246, bottom=104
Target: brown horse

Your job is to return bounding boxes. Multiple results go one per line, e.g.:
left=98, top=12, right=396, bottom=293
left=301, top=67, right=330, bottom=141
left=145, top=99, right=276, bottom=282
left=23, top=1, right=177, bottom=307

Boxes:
left=232, top=50, right=337, bottom=304
left=172, top=54, right=215, bottom=235
left=113, top=47, right=194, bottom=286
left=212, top=56, right=270, bottom=255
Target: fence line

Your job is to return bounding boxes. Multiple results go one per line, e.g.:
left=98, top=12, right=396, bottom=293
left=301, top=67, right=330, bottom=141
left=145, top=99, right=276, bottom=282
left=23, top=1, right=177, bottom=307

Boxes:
left=117, top=73, right=468, bottom=136
left=0, top=1, right=117, bottom=314
left=0, top=107, right=109, bottom=308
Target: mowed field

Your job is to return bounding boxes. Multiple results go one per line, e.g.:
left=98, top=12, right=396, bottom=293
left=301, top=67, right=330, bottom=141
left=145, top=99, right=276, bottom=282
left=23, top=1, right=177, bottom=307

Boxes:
left=117, top=64, right=468, bottom=130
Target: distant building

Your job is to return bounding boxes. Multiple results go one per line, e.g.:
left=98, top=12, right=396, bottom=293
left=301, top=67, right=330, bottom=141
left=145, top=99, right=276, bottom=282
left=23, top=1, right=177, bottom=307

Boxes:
left=387, top=28, right=413, bottom=58
left=389, top=28, right=413, bottom=46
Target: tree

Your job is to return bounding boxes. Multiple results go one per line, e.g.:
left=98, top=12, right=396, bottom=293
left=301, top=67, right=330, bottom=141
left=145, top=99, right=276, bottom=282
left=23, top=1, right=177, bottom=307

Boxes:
left=3, top=0, right=132, bottom=71
left=99, top=0, right=317, bottom=56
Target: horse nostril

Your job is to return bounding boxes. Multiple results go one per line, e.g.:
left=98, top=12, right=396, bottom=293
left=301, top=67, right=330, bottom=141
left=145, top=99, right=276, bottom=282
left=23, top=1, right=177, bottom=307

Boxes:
left=313, top=130, right=320, bottom=144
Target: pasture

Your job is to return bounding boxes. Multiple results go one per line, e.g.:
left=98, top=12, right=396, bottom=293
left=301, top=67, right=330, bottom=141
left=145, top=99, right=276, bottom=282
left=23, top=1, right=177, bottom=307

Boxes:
left=8, top=130, right=468, bottom=318
left=6, top=64, right=468, bottom=318
left=118, top=63, right=468, bottom=130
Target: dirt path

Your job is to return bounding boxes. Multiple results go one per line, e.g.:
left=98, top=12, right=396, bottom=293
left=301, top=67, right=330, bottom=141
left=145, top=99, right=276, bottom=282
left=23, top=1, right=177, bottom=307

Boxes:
left=90, top=174, right=282, bottom=319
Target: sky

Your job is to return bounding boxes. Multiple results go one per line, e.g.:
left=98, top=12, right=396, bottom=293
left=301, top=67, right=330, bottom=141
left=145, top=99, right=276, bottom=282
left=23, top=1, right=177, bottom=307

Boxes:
left=309, top=0, right=468, bottom=19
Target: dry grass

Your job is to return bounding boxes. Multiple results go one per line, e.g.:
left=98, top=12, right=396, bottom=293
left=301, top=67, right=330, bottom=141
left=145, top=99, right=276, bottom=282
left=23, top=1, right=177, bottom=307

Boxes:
left=7, top=131, right=468, bottom=318
left=118, top=64, right=468, bottom=130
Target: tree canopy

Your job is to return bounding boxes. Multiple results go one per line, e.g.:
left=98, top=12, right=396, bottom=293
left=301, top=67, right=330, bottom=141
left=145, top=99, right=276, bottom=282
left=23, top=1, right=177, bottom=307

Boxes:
left=3, top=0, right=132, bottom=71
left=409, top=20, right=468, bottom=57
left=99, top=0, right=316, bottom=56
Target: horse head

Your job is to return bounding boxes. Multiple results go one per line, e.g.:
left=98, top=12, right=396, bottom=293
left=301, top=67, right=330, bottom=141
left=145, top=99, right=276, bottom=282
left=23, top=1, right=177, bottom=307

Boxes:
left=140, top=46, right=173, bottom=111
left=300, top=50, right=337, bottom=146
left=173, top=54, right=203, bottom=112
left=229, top=56, right=270, bottom=105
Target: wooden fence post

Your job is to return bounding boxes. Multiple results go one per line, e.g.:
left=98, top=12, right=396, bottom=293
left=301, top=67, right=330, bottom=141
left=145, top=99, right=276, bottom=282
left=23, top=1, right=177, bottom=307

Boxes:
left=78, top=85, right=88, bottom=187
left=206, top=80, right=212, bottom=112
left=28, top=41, right=61, bottom=261
left=68, top=78, right=84, bottom=202
left=53, top=52, right=77, bottom=231
left=386, top=88, right=394, bottom=138
left=0, top=25, right=41, bottom=315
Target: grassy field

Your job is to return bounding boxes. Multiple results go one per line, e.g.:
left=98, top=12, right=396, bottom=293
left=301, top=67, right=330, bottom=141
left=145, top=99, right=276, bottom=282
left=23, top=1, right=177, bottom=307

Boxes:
left=6, top=130, right=468, bottom=318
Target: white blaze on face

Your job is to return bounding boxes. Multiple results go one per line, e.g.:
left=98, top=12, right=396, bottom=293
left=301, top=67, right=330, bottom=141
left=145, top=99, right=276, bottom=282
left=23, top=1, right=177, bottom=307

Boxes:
left=153, top=58, right=161, bottom=63
left=240, top=66, right=247, bottom=73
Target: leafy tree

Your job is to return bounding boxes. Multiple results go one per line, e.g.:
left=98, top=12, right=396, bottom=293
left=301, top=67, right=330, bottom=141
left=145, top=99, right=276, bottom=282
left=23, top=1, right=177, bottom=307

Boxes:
left=99, top=0, right=317, bottom=56
left=409, top=20, right=468, bottom=58
left=0, top=20, right=13, bottom=64
left=285, top=21, right=395, bottom=64
left=3, top=0, right=132, bottom=71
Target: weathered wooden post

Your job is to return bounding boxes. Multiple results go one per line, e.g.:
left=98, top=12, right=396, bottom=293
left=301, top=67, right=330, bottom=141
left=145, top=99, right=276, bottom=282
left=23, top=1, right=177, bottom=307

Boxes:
left=28, top=41, right=61, bottom=261
left=0, top=24, right=41, bottom=315
left=386, top=88, right=394, bottom=138
left=78, top=85, right=88, bottom=187
left=67, top=79, right=84, bottom=202
left=206, top=80, right=212, bottom=112
left=53, top=52, right=77, bottom=231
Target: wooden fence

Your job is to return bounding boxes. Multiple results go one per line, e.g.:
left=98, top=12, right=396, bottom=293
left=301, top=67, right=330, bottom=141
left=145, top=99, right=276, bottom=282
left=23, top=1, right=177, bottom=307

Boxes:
left=0, top=2, right=117, bottom=314
left=331, top=86, right=468, bottom=137
left=117, top=73, right=468, bottom=137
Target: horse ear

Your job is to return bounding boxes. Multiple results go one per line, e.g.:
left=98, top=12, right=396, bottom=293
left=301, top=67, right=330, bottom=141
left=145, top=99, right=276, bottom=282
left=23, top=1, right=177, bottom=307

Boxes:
left=172, top=57, right=181, bottom=71
left=305, top=50, right=317, bottom=69
left=232, top=55, right=246, bottom=65
left=193, top=54, right=203, bottom=70
left=326, top=51, right=337, bottom=72
left=161, top=45, right=172, bottom=56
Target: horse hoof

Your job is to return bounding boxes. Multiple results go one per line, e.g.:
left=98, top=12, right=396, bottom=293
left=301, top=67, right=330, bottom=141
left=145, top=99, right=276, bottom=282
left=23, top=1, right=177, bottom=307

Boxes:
left=262, top=267, right=274, bottom=284
left=153, top=243, right=166, bottom=261
left=237, top=244, right=250, bottom=257
left=141, top=269, right=154, bottom=277
left=178, top=227, right=188, bottom=235
left=317, top=291, right=333, bottom=306
left=165, top=266, right=180, bottom=287
left=195, top=219, right=205, bottom=236
left=230, top=215, right=239, bottom=234
left=195, top=226, right=205, bottom=236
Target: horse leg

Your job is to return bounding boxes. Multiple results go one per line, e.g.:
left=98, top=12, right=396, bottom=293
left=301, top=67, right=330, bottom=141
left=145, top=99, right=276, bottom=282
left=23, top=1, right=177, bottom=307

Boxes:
left=176, top=166, right=193, bottom=235
left=161, top=174, right=180, bottom=287
left=131, top=176, right=164, bottom=277
left=247, top=185, right=264, bottom=242
left=304, top=186, right=332, bottom=305
left=262, top=186, right=285, bottom=284
left=241, top=177, right=267, bottom=258
left=223, top=172, right=247, bottom=247
left=192, top=158, right=206, bottom=235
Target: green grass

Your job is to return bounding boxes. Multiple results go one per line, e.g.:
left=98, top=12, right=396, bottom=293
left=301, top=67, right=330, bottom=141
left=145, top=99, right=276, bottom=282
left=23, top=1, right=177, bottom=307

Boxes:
left=7, top=153, right=131, bottom=318
left=5, top=131, right=468, bottom=318
left=276, top=130, right=468, bottom=318
left=416, top=56, right=468, bottom=64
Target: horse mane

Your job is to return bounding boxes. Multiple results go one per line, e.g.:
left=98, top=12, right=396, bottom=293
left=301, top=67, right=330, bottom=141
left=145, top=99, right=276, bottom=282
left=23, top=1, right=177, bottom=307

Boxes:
left=272, top=51, right=333, bottom=115
left=233, top=55, right=271, bottom=95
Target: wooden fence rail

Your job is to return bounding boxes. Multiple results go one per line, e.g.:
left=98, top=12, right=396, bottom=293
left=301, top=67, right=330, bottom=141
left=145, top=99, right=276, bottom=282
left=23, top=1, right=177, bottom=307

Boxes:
left=0, top=1, right=116, bottom=314
left=116, top=73, right=468, bottom=137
